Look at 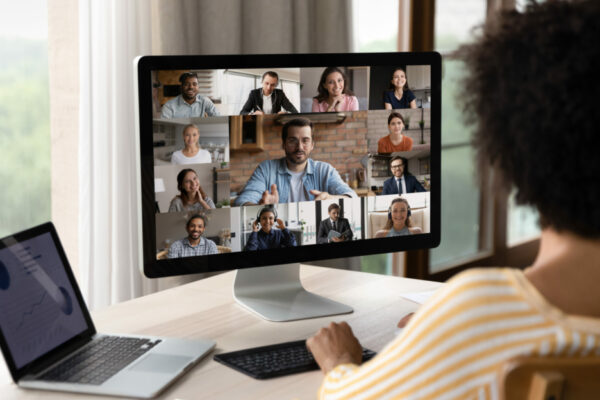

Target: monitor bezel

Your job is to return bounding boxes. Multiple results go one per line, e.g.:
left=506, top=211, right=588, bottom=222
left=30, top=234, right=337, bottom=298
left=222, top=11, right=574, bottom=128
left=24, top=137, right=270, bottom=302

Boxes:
left=136, top=52, right=441, bottom=278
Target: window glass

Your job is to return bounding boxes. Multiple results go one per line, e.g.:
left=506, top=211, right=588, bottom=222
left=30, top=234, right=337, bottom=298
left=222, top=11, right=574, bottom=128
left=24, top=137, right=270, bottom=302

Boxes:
left=352, top=0, right=399, bottom=274
left=430, top=146, right=480, bottom=272
left=353, top=0, right=399, bottom=52
left=0, top=0, right=50, bottom=237
left=435, top=0, right=485, bottom=53
left=507, top=191, right=541, bottom=246
left=430, top=0, right=486, bottom=272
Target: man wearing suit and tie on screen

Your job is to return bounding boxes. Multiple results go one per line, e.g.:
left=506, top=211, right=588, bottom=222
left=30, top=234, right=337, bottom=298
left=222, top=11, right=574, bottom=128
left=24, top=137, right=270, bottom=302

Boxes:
left=317, top=203, right=353, bottom=244
left=239, top=71, right=298, bottom=115
left=382, top=156, right=425, bottom=195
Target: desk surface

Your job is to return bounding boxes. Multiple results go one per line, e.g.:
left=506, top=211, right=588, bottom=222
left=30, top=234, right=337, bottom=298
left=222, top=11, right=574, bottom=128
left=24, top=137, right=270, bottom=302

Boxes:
left=0, top=265, right=442, bottom=400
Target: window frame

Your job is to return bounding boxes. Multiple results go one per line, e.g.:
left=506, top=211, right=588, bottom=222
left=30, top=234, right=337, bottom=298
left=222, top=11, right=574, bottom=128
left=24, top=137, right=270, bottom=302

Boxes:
left=403, top=0, right=539, bottom=281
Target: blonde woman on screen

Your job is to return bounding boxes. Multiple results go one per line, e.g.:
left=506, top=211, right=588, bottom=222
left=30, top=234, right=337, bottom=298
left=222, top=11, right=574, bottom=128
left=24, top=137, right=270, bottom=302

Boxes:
left=170, top=124, right=212, bottom=165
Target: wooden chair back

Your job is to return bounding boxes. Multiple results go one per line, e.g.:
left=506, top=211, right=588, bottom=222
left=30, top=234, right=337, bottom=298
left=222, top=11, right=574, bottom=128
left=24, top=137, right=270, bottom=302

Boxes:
left=499, top=356, right=600, bottom=400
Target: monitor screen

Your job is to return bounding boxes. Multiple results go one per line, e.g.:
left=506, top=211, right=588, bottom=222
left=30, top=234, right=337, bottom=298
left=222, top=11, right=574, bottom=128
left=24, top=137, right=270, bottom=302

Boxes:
left=136, top=53, right=440, bottom=279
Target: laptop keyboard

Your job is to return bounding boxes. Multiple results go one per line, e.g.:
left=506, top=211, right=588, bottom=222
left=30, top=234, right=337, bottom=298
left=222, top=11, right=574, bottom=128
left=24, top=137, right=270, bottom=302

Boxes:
left=39, top=336, right=161, bottom=385
left=214, top=339, right=377, bottom=379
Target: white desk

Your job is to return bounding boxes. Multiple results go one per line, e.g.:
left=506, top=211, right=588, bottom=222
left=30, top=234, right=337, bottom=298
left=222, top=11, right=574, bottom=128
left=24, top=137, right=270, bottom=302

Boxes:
left=0, top=265, right=442, bottom=399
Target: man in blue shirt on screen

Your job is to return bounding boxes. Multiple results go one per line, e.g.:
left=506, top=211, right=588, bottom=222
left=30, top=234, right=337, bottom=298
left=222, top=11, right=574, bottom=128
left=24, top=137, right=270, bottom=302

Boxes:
left=160, top=72, right=219, bottom=119
left=234, top=118, right=357, bottom=206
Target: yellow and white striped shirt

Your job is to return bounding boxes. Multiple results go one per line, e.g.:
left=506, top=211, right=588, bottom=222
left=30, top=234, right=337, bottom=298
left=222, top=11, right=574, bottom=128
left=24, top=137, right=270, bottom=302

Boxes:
left=319, top=268, right=600, bottom=399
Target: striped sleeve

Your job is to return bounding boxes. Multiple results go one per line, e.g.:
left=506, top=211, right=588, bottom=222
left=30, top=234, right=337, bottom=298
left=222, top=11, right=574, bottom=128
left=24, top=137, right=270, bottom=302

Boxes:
left=317, top=268, right=562, bottom=400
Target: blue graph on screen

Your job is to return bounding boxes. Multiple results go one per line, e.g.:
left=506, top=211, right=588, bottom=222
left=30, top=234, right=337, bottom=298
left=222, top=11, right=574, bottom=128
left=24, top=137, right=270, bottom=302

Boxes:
left=0, top=260, right=10, bottom=290
left=16, top=291, right=48, bottom=330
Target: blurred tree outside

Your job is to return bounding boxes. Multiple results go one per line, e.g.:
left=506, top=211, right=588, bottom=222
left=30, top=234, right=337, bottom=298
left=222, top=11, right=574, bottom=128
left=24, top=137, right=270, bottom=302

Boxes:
left=0, top=37, right=51, bottom=237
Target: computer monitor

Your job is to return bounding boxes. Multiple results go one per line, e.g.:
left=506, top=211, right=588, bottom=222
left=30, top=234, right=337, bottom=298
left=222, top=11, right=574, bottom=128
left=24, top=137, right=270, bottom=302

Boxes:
left=135, top=52, right=440, bottom=321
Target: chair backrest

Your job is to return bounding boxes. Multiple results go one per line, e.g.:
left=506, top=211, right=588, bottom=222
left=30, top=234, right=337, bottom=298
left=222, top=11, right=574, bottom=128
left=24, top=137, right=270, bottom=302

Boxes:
left=499, top=356, right=600, bottom=400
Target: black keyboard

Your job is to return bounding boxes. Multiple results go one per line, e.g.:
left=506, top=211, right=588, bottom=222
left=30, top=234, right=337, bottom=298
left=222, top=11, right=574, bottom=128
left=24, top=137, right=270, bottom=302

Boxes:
left=214, top=339, right=376, bottom=379
left=39, top=336, right=161, bottom=385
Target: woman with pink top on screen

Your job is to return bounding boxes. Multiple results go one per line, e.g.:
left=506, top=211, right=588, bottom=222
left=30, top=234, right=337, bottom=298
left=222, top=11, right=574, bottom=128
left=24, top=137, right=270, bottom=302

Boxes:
left=311, top=67, right=359, bottom=112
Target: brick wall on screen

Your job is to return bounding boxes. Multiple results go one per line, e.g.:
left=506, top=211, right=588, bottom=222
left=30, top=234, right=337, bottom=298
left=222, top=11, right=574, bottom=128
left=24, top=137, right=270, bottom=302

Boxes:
left=230, top=112, right=369, bottom=194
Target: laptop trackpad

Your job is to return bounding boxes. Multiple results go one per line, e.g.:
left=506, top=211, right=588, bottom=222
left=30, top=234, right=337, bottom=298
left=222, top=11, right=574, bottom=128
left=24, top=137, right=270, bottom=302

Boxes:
left=129, top=354, right=192, bottom=373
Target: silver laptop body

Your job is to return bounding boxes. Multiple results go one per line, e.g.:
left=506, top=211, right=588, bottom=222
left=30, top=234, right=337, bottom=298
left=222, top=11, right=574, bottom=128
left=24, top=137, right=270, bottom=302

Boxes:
left=0, top=223, right=215, bottom=398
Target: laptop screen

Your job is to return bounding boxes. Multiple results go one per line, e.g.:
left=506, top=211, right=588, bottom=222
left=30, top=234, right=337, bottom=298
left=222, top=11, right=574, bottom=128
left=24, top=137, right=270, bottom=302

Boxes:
left=0, top=231, right=89, bottom=369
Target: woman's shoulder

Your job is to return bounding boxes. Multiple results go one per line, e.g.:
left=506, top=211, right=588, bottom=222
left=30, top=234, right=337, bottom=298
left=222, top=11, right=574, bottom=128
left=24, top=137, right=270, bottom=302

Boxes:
left=170, top=150, right=183, bottom=163
left=447, top=268, right=518, bottom=290
left=378, top=135, right=390, bottom=144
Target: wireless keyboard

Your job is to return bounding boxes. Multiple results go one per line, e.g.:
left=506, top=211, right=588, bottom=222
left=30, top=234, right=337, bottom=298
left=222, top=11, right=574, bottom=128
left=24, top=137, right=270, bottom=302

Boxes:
left=214, top=339, right=376, bottom=379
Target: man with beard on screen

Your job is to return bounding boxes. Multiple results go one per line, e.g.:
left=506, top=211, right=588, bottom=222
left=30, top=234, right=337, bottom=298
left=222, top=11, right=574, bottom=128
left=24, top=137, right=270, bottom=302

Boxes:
left=160, top=72, right=219, bottom=119
left=234, top=117, right=357, bottom=206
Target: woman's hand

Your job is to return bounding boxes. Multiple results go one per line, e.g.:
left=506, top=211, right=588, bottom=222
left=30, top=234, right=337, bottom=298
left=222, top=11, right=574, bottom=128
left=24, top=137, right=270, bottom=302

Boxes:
left=252, top=220, right=260, bottom=232
left=397, top=312, right=414, bottom=328
left=196, top=188, right=211, bottom=209
left=306, top=322, right=362, bottom=374
left=276, top=218, right=286, bottom=230
left=327, top=95, right=345, bottom=112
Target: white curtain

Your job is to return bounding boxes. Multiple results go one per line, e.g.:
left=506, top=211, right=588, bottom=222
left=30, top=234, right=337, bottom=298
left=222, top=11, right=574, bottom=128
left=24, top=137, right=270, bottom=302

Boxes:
left=79, top=0, right=155, bottom=310
left=78, top=0, right=353, bottom=310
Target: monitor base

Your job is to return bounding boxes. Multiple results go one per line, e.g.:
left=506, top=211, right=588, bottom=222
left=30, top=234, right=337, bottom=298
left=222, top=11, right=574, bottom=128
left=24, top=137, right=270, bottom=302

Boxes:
left=233, top=263, right=353, bottom=322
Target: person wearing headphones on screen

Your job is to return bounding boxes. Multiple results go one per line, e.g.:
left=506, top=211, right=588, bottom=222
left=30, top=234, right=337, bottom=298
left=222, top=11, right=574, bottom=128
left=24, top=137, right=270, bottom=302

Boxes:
left=167, top=214, right=218, bottom=258
left=234, top=118, right=357, bottom=206
left=307, top=1, right=600, bottom=398
left=244, top=206, right=297, bottom=251
left=382, top=155, right=425, bottom=194
left=375, top=197, right=421, bottom=238
left=239, top=71, right=298, bottom=115
left=160, top=72, right=219, bottom=119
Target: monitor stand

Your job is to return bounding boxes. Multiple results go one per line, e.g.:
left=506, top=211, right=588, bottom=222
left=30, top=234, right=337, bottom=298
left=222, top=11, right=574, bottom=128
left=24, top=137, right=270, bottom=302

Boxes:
left=233, top=263, right=353, bottom=322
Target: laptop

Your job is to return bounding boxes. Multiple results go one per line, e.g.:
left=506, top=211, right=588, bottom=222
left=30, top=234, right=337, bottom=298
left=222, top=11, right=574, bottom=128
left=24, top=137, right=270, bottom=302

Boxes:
left=0, top=222, right=215, bottom=398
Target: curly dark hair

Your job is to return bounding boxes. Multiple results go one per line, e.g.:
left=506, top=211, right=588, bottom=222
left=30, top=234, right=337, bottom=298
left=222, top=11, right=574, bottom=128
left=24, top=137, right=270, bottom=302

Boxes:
left=461, top=0, right=600, bottom=238
left=314, top=67, right=354, bottom=102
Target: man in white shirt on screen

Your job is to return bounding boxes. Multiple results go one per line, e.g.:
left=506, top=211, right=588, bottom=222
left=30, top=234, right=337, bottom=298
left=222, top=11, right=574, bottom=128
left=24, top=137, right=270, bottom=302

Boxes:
left=239, top=71, right=298, bottom=115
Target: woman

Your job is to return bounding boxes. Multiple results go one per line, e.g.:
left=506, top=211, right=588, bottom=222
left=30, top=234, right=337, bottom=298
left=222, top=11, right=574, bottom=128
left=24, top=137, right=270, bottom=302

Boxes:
left=376, top=197, right=421, bottom=237
left=311, top=67, right=359, bottom=112
left=383, top=67, right=417, bottom=109
left=377, top=112, right=413, bottom=153
left=307, top=1, right=600, bottom=398
left=170, top=124, right=212, bottom=165
left=244, top=207, right=297, bottom=251
left=168, top=168, right=215, bottom=213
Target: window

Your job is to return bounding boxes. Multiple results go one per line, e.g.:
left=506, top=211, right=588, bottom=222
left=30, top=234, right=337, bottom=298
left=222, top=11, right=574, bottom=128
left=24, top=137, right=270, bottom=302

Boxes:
left=0, top=1, right=50, bottom=237
left=353, top=0, right=399, bottom=52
